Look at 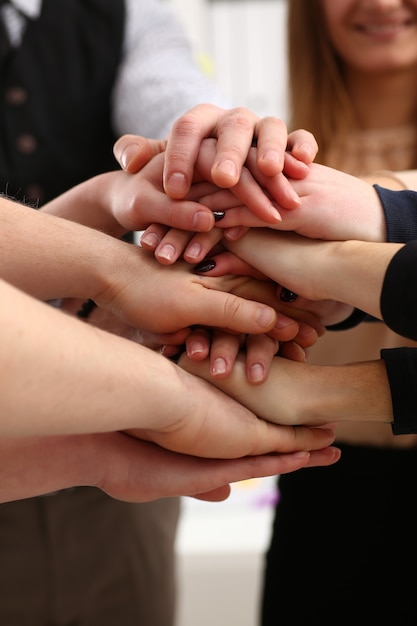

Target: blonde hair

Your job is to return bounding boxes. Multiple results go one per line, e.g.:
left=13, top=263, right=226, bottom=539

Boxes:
left=287, top=0, right=357, bottom=164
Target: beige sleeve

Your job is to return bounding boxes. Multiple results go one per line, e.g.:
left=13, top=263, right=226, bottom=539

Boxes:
left=361, top=169, right=417, bottom=191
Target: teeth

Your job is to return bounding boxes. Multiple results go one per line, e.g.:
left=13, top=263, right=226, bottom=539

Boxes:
left=362, top=24, right=404, bottom=34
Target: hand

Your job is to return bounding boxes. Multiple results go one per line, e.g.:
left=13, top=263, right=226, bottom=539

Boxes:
left=114, top=137, right=283, bottom=237
left=97, top=243, right=317, bottom=339
left=193, top=249, right=354, bottom=328
left=160, top=104, right=318, bottom=198
left=137, top=138, right=324, bottom=265
left=62, top=297, right=191, bottom=353
left=0, top=277, right=335, bottom=458
left=0, top=432, right=340, bottom=504
left=178, top=350, right=394, bottom=428
left=219, top=160, right=387, bottom=242
left=183, top=325, right=318, bottom=382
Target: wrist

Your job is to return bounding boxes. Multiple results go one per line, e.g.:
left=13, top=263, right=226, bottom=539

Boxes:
left=303, top=361, right=393, bottom=424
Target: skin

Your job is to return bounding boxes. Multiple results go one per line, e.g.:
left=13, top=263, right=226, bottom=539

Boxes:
left=179, top=351, right=393, bottom=428
left=0, top=277, right=338, bottom=463
left=217, top=229, right=404, bottom=325
left=0, top=105, right=332, bottom=503
left=0, top=433, right=340, bottom=505
left=1, top=197, right=287, bottom=339
left=114, top=104, right=318, bottom=202
left=109, top=129, right=322, bottom=379
left=38, top=146, right=325, bottom=379
left=321, top=0, right=417, bottom=79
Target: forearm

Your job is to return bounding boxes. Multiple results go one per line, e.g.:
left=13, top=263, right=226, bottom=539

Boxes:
left=180, top=353, right=393, bottom=426
left=0, top=196, right=130, bottom=300
left=0, top=279, right=178, bottom=437
left=227, top=230, right=403, bottom=320
left=296, top=360, right=393, bottom=425
left=0, top=434, right=102, bottom=503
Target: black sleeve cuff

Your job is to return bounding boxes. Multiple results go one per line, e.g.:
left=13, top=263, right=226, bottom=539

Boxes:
left=374, top=185, right=417, bottom=243
left=381, top=348, right=417, bottom=435
left=380, top=241, right=417, bottom=341
left=326, top=308, right=368, bottom=331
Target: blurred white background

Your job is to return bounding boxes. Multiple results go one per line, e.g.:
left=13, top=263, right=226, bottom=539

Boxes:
left=167, top=0, right=288, bottom=119
left=164, top=2, right=288, bottom=625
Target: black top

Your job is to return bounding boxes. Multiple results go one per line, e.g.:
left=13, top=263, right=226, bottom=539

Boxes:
left=345, top=185, right=417, bottom=434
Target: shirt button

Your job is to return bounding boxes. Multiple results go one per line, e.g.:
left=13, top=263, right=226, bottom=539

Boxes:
left=16, top=134, right=38, bottom=155
left=5, top=87, right=28, bottom=106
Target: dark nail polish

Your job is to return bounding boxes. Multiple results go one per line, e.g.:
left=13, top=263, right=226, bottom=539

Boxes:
left=251, top=135, right=258, bottom=148
left=280, top=288, right=298, bottom=302
left=194, top=259, right=216, bottom=273
left=213, top=211, right=225, bottom=222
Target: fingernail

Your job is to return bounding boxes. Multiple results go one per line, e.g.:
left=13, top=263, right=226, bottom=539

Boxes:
left=213, top=211, right=225, bottom=222
left=188, top=341, right=206, bottom=357
left=120, top=145, right=140, bottom=170
left=262, top=150, right=280, bottom=163
left=194, top=259, right=216, bottom=273
left=280, top=288, right=298, bottom=302
left=158, top=244, right=176, bottom=262
left=216, top=159, right=238, bottom=180
left=192, top=210, right=214, bottom=231
left=256, top=307, right=276, bottom=329
left=140, top=232, right=160, bottom=249
left=186, top=243, right=202, bottom=261
left=249, top=363, right=265, bottom=383
left=224, top=226, right=245, bottom=240
left=165, top=172, right=187, bottom=196
left=212, top=357, right=227, bottom=376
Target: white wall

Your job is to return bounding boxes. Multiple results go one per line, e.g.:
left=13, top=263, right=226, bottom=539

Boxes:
left=175, top=477, right=279, bottom=626
left=167, top=0, right=288, bottom=120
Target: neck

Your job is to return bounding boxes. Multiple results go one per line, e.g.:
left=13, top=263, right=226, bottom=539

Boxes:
left=344, top=65, right=417, bottom=130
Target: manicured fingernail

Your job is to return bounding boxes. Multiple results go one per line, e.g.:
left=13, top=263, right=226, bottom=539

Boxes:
left=158, top=244, right=176, bottom=262
left=188, top=341, right=206, bottom=357
left=194, top=259, right=216, bottom=273
left=186, top=243, right=202, bottom=261
left=212, top=357, right=227, bottom=376
left=249, top=363, right=265, bottom=383
left=140, top=232, right=160, bottom=248
left=280, top=288, right=298, bottom=302
left=213, top=211, right=225, bottom=222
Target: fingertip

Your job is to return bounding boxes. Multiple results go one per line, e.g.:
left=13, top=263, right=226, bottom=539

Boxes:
left=256, top=307, right=277, bottom=331
left=117, top=144, right=142, bottom=172
left=163, top=172, right=189, bottom=199
left=211, top=159, right=239, bottom=188
left=293, top=143, right=317, bottom=165
left=257, top=151, right=283, bottom=177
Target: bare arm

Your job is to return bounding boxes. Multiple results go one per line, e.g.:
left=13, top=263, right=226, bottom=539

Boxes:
left=0, top=432, right=339, bottom=505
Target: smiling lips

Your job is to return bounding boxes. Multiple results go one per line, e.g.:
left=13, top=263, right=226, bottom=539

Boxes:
left=354, top=17, right=414, bottom=39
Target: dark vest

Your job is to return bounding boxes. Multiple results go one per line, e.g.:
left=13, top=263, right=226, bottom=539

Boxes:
left=0, top=0, right=125, bottom=206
